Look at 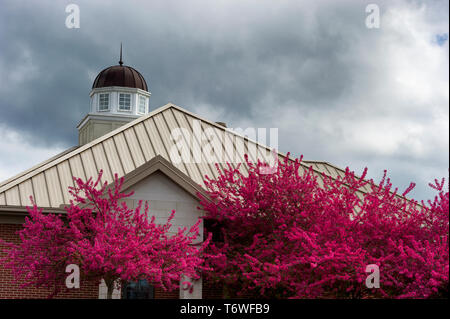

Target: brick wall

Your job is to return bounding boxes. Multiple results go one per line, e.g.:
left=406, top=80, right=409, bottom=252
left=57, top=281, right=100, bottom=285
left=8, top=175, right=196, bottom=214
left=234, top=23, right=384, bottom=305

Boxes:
left=0, top=223, right=187, bottom=299
left=154, top=287, right=179, bottom=299
left=1, top=222, right=228, bottom=299
left=0, top=223, right=99, bottom=299
left=203, top=278, right=224, bottom=299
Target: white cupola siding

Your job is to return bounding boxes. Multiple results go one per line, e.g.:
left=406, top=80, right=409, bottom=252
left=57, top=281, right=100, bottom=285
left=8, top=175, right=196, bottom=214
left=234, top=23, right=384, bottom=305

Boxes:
left=89, top=87, right=151, bottom=116
left=78, top=53, right=151, bottom=145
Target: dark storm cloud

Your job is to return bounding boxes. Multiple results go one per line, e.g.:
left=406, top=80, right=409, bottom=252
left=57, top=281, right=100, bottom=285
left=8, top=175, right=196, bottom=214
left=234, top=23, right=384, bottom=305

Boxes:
left=0, top=0, right=362, bottom=145
left=0, top=0, right=448, bottom=201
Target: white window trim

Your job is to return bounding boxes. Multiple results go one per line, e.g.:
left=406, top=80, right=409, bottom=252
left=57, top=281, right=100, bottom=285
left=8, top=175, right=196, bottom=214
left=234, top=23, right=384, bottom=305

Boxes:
left=98, top=93, right=110, bottom=112
left=118, top=93, right=132, bottom=112
left=137, top=95, right=147, bottom=114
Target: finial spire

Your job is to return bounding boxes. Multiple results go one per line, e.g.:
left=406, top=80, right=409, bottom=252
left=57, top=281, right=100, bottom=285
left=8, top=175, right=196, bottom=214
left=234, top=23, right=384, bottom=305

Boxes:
left=119, top=43, right=123, bottom=66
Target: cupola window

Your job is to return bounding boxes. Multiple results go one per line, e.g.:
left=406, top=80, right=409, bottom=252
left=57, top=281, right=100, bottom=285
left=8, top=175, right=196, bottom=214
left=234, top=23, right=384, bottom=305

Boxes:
left=119, top=93, right=131, bottom=111
left=138, top=95, right=147, bottom=114
left=98, top=93, right=110, bottom=111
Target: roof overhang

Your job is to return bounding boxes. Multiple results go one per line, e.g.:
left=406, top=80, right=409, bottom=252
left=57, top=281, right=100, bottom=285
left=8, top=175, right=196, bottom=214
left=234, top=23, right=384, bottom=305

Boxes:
left=0, top=155, right=209, bottom=223
left=77, top=112, right=141, bottom=130
left=89, top=87, right=151, bottom=98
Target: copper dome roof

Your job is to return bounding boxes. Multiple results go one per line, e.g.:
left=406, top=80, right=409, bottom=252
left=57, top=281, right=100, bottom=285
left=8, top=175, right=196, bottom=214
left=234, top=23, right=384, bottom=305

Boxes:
left=92, top=65, right=148, bottom=91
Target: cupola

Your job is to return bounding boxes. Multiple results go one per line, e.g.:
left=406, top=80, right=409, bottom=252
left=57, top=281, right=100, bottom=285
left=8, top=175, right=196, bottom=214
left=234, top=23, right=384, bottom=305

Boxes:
left=78, top=45, right=151, bottom=145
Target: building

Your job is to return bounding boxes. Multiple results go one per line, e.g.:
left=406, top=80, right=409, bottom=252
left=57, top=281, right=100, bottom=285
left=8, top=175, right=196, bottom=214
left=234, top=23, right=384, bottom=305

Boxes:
left=0, top=54, right=374, bottom=299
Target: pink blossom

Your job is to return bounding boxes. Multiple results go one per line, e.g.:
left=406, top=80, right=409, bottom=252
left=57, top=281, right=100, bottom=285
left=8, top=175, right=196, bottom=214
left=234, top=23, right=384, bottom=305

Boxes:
left=1, top=171, right=210, bottom=298
left=199, top=154, right=449, bottom=298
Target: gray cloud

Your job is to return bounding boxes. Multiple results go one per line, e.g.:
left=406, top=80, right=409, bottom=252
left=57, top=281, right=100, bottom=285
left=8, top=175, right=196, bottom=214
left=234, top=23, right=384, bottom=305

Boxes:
left=0, top=0, right=448, bottom=201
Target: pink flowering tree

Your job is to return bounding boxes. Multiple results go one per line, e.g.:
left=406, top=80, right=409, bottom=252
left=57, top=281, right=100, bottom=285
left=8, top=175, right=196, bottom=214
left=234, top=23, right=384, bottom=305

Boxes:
left=199, top=154, right=449, bottom=298
left=1, top=171, right=209, bottom=298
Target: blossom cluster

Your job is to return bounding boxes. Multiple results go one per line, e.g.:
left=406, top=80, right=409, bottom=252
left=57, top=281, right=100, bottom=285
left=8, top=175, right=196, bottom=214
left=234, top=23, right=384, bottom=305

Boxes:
left=199, top=155, right=449, bottom=298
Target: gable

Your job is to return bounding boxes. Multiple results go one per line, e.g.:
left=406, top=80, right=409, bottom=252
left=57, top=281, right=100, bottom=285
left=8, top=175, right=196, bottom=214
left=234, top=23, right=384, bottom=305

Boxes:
left=121, top=170, right=204, bottom=244
left=131, top=170, right=197, bottom=203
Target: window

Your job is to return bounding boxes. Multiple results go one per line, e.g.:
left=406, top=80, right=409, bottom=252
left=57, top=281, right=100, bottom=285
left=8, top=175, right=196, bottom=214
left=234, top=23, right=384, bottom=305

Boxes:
left=204, top=219, right=224, bottom=243
left=121, top=280, right=154, bottom=299
left=118, top=93, right=131, bottom=111
left=138, top=95, right=147, bottom=114
left=98, top=93, right=109, bottom=111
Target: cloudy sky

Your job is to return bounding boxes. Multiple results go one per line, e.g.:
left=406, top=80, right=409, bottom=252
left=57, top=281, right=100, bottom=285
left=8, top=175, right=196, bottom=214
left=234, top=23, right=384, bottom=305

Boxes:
left=0, top=0, right=448, bottom=201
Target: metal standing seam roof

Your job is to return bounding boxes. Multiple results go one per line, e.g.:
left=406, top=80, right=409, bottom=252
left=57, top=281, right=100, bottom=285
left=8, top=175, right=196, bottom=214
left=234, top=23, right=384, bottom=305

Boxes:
left=0, top=103, right=380, bottom=208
